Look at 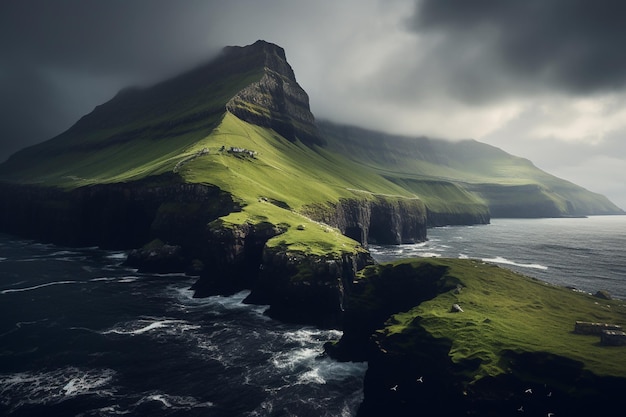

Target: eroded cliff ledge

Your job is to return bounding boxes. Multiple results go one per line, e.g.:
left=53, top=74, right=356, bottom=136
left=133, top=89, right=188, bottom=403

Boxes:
left=303, top=196, right=429, bottom=247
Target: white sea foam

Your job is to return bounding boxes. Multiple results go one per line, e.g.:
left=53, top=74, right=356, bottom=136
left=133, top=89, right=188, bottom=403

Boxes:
left=90, top=275, right=139, bottom=283
left=102, top=318, right=198, bottom=336
left=1, top=280, right=79, bottom=294
left=482, top=256, right=548, bottom=270
left=50, top=250, right=79, bottom=257
left=169, top=286, right=269, bottom=316
left=106, top=252, right=128, bottom=261
left=0, top=367, right=115, bottom=410
left=297, top=359, right=368, bottom=385
left=90, top=277, right=119, bottom=282
left=135, top=392, right=214, bottom=410
left=117, top=276, right=139, bottom=283
left=284, top=328, right=343, bottom=346
left=419, top=252, right=441, bottom=258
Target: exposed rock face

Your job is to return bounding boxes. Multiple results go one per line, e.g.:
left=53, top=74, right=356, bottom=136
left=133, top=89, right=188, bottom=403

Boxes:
left=0, top=174, right=239, bottom=250
left=226, top=40, right=324, bottom=146
left=304, top=197, right=428, bottom=247
left=326, top=262, right=456, bottom=361
left=125, top=240, right=186, bottom=273
left=191, top=221, right=286, bottom=297
left=425, top=207, right=490, bottom=227
left=359, top=344, right=626, bottom=417
left=244, top=248, right=374, bottom=327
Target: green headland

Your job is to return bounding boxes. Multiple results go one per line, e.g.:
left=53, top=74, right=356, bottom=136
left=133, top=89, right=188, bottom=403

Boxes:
left=0, top=40, right=624, bottom=416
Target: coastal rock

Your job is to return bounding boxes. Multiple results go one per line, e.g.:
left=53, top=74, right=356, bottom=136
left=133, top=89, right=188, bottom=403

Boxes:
left=451, top=303, right=464, bottom=313
left=304, top=196, right=428, bottom=247
left=594, top=290, right=612, bottom=300
left=0, top=174, right=238, bottom=250
left=191, top=220, right=285, bottom=297
left=125, top=240, right=186, bottom=273
left=326, top=261, right=457, bottom=361
left=244, top=248, right=374, bottom=327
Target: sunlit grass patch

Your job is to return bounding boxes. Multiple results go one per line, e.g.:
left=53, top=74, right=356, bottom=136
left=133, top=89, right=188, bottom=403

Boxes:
left=374, top=258, right=626, bottom=381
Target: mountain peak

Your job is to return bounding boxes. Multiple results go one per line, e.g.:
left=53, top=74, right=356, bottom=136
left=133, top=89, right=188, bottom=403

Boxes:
left=224, top=41, right=323, bottom=146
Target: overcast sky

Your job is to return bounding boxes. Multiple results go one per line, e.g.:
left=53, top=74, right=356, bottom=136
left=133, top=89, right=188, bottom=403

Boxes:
left=1, top=0, right=625, bottom=209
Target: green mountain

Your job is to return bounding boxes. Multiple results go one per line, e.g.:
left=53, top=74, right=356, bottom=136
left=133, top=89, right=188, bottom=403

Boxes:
left=0, top=39, right=622, bottom=303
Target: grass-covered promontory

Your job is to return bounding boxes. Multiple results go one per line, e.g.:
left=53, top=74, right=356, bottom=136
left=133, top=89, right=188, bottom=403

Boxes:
left=355, top=258, right=626, bottom=380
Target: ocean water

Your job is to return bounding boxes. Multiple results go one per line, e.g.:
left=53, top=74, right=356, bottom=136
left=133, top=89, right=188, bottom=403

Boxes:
left=1, top=216, right=625, bottom=416
left=0, top=236, right=366, bottom=417
left=371, top=216, right=626, bottom=300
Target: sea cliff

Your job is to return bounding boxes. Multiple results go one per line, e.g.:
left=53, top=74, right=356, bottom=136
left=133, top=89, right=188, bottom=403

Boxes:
left=327, top=258, right=626, bottom=416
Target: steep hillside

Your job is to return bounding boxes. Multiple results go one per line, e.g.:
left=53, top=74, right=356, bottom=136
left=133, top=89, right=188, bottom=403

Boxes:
left=319, top=121, right=623, bottom=217
left=0, top=41, right=298, bottom=186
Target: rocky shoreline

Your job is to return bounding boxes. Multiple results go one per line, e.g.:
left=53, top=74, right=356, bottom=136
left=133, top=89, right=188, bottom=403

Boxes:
left=0, top=175, right=488, bottom=321
left=4, top=177, right=625, bottom=416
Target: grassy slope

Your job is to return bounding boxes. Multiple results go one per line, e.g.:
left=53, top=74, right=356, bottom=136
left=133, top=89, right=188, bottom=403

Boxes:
left=320, top=121, right=622, bottom=215
left=178, top=112, right=419, bottom=255
left=375, top=258, right=626, bottom=381
left=0, top=56, right=266, bottom=187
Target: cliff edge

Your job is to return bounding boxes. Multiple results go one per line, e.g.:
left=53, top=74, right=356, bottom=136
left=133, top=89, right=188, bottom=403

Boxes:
left=328, top=258, right=626, bottom=416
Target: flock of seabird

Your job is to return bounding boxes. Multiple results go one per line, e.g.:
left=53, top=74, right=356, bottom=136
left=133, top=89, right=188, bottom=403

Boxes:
left=388, top=379, right=556, bottom=416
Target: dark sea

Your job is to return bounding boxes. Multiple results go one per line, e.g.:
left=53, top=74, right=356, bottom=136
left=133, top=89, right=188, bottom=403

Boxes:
left=1, top=216, right=625, bottom=416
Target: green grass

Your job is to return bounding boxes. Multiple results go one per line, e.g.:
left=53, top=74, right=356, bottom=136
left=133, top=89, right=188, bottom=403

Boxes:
left=319, top=121, right=623, bottom=215
left=373, top=258, right=626, bottom=381
left=179, top=113, right=418, bottom=256
left=0, top=62, right=265, bottom=187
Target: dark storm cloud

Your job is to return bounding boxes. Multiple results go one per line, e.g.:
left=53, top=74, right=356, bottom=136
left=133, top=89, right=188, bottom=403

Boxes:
left=0, top=0, right=229, bottom=162
left=0, top=0, right=222, bottom=77
left=0, top=67, right=68, bottom=158
left=410, top=0, right=626, bottom=99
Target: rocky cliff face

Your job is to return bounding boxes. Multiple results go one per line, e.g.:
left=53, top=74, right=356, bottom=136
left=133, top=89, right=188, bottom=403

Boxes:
left=190, top=220, right=286, bottom=297
left=425, top=207, right=491, bottom=227
left=244, top=248, right=374, bottom=327
left=226, top=40, right=324, bottom=146
left=304, top=196, right=428, bottom=247
left=0, top=174, right=238, bottom=250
